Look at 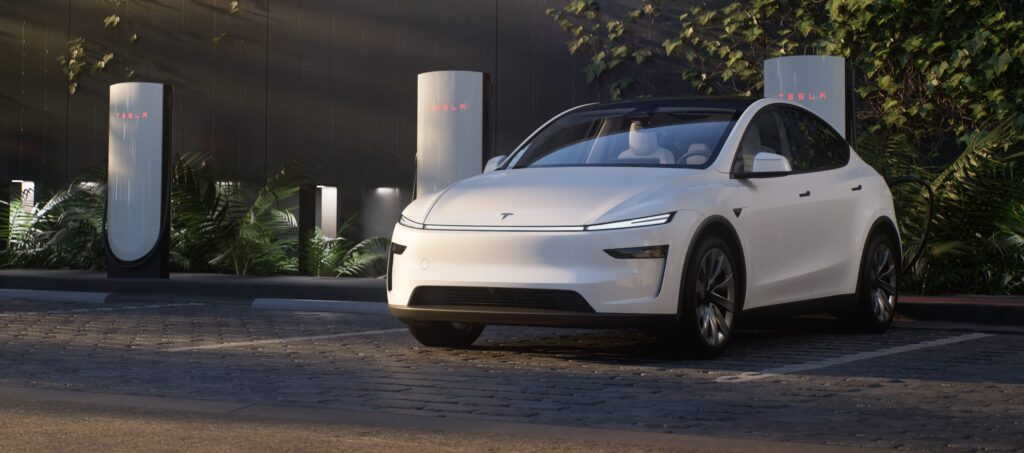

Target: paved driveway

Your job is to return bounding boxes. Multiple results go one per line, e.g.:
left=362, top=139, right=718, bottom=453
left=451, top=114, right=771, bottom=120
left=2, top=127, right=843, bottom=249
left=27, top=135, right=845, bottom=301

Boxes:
left=1, top=297, right=1022, bottom=451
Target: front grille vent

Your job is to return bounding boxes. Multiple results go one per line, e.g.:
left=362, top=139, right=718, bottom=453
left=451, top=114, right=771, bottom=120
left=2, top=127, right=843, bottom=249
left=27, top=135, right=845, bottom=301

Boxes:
left=410, top=286, right=594, bottom=313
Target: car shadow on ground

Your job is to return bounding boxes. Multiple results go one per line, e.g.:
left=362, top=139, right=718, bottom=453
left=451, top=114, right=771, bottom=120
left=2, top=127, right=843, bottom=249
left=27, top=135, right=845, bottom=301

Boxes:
left=472, top=316, right=855, bottom=360
left=466, top=317, right=1024, bottom=383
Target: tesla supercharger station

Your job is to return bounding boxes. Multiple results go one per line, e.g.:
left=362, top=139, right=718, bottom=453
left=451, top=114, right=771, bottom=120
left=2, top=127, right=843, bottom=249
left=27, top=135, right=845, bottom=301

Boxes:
left=764, top=55, right=853, bottom=139
left=415, top=70, right=489, bottom=198
left=106, top=82, right=172, bottom=278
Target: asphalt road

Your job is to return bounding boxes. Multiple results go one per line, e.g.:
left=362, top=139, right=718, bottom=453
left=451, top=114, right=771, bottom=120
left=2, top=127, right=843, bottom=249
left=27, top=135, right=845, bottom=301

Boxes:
left=1, top=296, right=1022, bottom=451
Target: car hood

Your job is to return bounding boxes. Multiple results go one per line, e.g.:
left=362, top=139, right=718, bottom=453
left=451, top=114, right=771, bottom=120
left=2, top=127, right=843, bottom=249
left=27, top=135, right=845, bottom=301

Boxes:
left=420, top=167, right=705, bottom=227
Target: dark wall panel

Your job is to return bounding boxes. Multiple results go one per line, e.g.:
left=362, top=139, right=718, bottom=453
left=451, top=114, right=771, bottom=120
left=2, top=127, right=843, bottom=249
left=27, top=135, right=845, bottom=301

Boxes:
left=0, top=0, right=70, bottom=190
left=4, top=0, right=680, bottom=235
left=0, top=3, right=20, bottom=187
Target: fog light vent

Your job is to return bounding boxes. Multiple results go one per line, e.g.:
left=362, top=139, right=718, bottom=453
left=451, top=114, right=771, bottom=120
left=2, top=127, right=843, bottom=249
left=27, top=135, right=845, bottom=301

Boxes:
left=604, top=245, right=668, bottom=259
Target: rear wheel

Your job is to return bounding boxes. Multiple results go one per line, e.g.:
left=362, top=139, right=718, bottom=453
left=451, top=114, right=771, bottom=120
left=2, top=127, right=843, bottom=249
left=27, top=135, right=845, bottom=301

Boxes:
left=406, top=321, right=484, bottom=348
left=662, top=235, right=743, bottom=358
left=852, top=234, right=900, bottom=332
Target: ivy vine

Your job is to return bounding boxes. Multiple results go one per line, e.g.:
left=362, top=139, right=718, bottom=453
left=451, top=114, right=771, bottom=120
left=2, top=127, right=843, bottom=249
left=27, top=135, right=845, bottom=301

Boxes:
left=546, top=0, right=1024, bottom=146
left=57, top=0, right=137, bottom=95
left=545, top=0, right=658, bottom=99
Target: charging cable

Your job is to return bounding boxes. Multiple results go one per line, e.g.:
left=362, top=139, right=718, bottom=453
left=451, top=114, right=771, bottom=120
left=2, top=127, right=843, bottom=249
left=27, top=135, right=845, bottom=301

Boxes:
left=886, top=175, right=935, bottom=277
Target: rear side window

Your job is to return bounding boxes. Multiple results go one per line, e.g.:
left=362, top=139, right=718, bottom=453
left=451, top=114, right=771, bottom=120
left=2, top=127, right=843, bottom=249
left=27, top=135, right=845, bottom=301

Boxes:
left=777, top=107, right=850, bottom=172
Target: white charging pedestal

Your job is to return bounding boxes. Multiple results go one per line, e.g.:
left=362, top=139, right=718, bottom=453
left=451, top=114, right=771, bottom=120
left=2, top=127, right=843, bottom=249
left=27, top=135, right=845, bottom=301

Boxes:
left=106, top=82, right=172, bottom=278
left=415, top=71, right=489, bottom=198
left=764, top=55, right=852, bottom=139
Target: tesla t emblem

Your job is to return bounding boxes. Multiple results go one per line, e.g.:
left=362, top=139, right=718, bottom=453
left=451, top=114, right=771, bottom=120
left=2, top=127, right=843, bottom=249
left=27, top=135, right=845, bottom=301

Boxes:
left=500, top=212, right=514, bottom=220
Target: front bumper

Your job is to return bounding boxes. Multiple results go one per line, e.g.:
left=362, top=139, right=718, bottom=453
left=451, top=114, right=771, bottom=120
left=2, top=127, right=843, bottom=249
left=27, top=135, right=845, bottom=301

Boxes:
left=388, top=305, right=678, bottom=330
left=387, top=211, right=698, bottom=324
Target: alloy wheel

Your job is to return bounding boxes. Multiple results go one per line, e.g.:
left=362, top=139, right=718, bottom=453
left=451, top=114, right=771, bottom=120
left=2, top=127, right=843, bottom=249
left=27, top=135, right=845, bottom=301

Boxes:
left=694, top=248, right=736, bottom=346
left=869, top=243, right=898, bottom=323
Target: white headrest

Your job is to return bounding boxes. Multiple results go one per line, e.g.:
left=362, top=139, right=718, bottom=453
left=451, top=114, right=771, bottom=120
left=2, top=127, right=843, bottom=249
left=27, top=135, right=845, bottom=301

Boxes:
left=628, top=121, right=659, bottom=155
left=687, top=143, right=709, bottom=155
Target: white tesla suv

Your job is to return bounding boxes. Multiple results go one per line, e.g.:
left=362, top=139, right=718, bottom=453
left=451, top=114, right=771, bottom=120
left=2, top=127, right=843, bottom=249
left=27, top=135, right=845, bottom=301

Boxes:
left=388, top=97, right=899, bottom=357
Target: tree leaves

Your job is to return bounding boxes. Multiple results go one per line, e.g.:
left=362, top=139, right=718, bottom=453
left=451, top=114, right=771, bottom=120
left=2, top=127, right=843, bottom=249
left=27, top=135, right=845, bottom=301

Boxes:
left=103, top=14, right=120, bottom=28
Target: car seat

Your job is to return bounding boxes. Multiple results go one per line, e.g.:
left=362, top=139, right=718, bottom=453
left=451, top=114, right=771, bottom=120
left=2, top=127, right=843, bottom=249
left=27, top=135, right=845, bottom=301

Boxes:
left=618, top=122, right=675, bottom=165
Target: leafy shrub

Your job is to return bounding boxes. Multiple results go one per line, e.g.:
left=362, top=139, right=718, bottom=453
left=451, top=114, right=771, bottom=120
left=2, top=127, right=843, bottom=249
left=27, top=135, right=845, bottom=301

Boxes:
left=1, top=175, right=106, bottom=270
left=1, top=154, right=389, bottom=278
left=302, top=220, right=390, bottom=278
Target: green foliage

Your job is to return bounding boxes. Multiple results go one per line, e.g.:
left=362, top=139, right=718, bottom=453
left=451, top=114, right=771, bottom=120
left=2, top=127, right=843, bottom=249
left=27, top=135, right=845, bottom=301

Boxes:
left=881, top=121, right=1024, bottom=294
left=302, top=222, right=390, bottom=278
left=1, top=154, right=389, bottom=278
left=170, top=153, right=302, bottom=276
left=58, top=0, right=138, bottom=95
left=545, top=1, right=660, bottom=99
left=548, top=0, right=1024, bottom=294
left=1, top=176, right=107, bottom=270
left=57, top=38, right=88, bottom=95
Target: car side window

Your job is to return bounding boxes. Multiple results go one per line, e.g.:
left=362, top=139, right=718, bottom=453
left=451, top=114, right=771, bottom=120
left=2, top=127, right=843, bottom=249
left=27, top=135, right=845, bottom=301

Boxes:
left=734, top=108, right=793, bottom=173
left=777, top=107, right=850, bottom=172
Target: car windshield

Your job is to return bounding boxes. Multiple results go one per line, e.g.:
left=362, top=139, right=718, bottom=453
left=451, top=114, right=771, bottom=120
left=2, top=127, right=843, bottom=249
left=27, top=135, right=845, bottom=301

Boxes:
left=507, top=107, right=737, bottom=169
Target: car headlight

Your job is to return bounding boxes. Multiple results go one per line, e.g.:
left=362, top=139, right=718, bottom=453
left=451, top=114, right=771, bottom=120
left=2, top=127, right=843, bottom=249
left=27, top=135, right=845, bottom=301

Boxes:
left=399, top=216, right=425, bottom=229
left=584, top=212, right=674, bottom=231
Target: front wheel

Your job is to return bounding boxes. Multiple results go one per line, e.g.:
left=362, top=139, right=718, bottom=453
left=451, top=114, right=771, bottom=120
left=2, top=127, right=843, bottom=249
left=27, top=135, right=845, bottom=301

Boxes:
left=662, top=235, right=743, bottom=358
left=406, top=321, right=484, bottom=348
left=852, top=234, right=900, bottom=332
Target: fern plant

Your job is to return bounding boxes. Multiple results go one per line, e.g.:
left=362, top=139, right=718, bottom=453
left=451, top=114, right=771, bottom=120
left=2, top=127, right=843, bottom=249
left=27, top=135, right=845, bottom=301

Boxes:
left=302, top=218, right=390, bottom=278
left=1, top=178, right=107, bottom=270
left=868, top=118, right=1024, bottom=294
left=2, top=153, right=386, bottom=279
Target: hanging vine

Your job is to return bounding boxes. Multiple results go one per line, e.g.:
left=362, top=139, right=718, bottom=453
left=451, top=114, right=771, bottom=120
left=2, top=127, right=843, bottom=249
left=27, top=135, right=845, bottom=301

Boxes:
left=213, top=1, right=243, bottom=44
left=57, top=0, right=140, bottom=95
left=545, top=0, right=659, bottom=99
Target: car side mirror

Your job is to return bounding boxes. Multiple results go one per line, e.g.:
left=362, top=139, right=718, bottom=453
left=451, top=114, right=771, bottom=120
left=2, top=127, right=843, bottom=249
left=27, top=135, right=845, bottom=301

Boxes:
left=735, top=151, right=792, bottom=178
left=483, top=155, right=506, bottom=172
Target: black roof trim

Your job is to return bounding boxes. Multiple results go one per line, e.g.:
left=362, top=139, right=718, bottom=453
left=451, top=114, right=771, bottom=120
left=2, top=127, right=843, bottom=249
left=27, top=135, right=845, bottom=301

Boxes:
left=571, top=96, right=758, bottom=115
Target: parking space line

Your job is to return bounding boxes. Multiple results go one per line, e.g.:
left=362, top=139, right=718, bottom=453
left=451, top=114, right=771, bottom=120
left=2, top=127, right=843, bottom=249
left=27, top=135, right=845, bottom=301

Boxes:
left=161, top=328, right=407, bottom=352
left=0, top=302, right=205, bottom=317
left=716, top=332, right=993, bottom=383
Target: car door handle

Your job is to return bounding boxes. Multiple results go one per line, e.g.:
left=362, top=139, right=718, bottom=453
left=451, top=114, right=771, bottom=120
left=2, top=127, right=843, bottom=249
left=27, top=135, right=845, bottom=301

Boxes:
left=851, top=185, right=862, bottom=191
left=798, top=190, right=811, bottom=197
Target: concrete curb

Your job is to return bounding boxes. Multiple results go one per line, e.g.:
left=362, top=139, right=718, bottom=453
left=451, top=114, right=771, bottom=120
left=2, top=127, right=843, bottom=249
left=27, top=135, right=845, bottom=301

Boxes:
left=898, top=295, right=1024, bottom=326
left=251, top=298, right=388, bottom=315
left=0, top=289, right=109, bottom=304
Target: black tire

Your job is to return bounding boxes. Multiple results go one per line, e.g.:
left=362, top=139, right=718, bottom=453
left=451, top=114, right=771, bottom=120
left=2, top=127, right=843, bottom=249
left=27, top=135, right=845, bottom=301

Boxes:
left=661, top=234, right=744, bottom=358
left=406, top=321, right=484, bottom=348
left=852, top=233, right=900, bottom=332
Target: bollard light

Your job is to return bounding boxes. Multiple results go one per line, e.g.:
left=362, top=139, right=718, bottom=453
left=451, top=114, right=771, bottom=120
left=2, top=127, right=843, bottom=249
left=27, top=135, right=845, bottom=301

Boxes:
left=315, top=185, right=338, bottom=238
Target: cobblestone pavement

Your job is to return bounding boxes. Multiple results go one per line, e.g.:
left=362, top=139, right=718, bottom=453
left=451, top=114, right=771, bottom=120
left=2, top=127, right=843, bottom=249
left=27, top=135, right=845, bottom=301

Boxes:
left=1, top=298, right=1022, bottom=451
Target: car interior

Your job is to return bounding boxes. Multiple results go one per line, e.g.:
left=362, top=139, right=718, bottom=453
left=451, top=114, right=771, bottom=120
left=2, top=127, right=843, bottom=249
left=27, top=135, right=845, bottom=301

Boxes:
left=514, top=111, right=734, bottom=169
left=736, top=111, right=793, bottom=173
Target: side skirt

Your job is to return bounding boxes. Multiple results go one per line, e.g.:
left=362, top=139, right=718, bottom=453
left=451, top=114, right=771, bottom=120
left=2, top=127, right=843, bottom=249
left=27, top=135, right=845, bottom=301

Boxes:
left=739, top=294, right=858, bottom=322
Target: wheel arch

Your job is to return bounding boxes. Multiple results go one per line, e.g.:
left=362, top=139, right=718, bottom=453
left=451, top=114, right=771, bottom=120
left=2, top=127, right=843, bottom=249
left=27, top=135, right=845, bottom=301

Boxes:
left=855, top=216, right=903, bottom=299
left=864, top=216, right=902, bottom=263
left=679, top=215, right=748, bottom=315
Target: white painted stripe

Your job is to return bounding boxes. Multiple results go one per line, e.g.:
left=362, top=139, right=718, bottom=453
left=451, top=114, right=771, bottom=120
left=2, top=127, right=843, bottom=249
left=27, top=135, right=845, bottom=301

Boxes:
left=716, top=332, right=993, bottom=383
left=251, top=298, right=388, bottom=315
left=161, top=328, right=407, bottom=352
left=0, top=289, right=109, bottom=304
left=0, top=302, right=203, bottom=317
